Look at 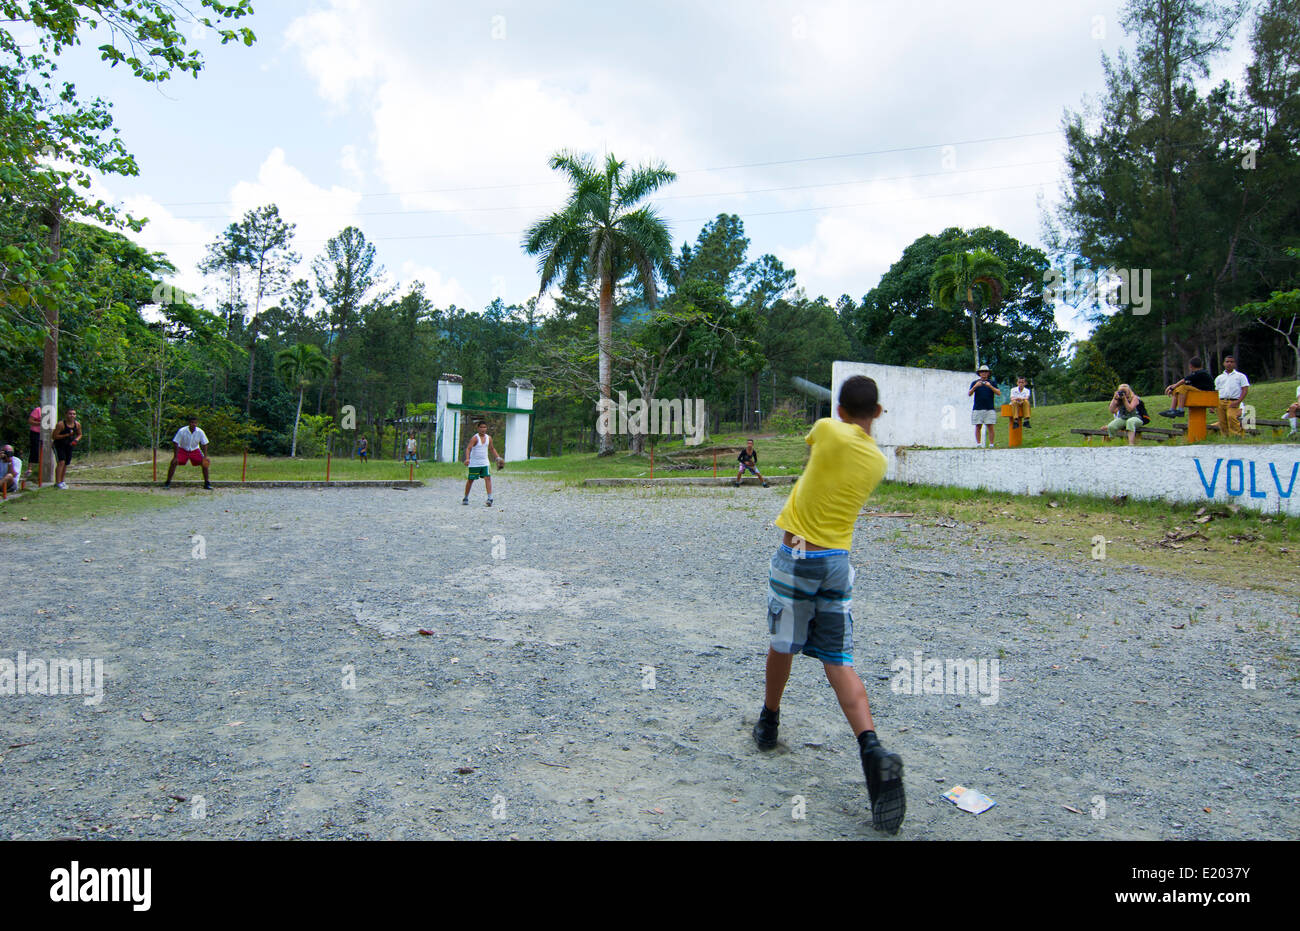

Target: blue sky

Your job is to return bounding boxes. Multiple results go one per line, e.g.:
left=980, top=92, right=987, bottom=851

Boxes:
left=55, top=0, right=1256, bottom=341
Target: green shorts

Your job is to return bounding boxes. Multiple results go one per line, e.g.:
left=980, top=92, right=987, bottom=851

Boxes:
left=467, top=466, right=490, bottom=481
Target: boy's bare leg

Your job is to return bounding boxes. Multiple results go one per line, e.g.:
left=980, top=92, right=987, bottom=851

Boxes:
left=485, top=475, right=493, bottom=496
left=764, top=647, right=794, bottom=710
left=462, top=479, right=473, bottom=497
left=823, top=663, right=875, bottom=735
left=165, top=456, right=179, bottom=484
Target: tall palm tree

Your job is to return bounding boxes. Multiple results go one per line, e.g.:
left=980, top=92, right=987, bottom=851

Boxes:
left=523, top=151, right=677, bottom=454
left=275, top=343, right=329, bottom=457
left=930, top=250, right=1009, bottom=370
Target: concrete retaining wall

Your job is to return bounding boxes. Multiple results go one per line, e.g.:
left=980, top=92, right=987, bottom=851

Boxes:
left=832, top=361, right=983, bottom=448
left=883, top=445, right=1300, bottom=516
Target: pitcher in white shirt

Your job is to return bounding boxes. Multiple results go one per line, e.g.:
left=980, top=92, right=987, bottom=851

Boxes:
left=164, top=414, right=213, bottom=489
left=1214, top=356, right=1250, bottom=439
left=462, top=420, right=503, bottom=507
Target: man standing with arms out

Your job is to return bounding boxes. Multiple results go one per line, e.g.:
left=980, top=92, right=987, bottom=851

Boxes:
left=0, top=445, right=22, bottom=494
left=462, top=419, right=503, bottom=507
left=752, top=375, right=905, bottom=834
left=51, top=408, right=82, bottom=489
left=27, top=403, right=42, bottom=482
left=163, top=414, right=213, bottom=490
left=1214, top=356, right=1250, bottom=439
left=968, top=365, right=1000, bottom=448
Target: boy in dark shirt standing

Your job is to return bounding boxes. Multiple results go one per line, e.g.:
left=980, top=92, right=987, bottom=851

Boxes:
left=1159, top=357, right=1216, bottom=418
left=969, top=366, right=1000, bottom=448
left=733, top=439, right=770, bottom=487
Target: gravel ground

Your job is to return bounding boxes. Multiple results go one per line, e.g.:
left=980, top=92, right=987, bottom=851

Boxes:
left=1, top=479, right=1297, bottom=840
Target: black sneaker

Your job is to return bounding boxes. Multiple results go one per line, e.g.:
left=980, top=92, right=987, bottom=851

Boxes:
left=1158, top=409, right=1177, bottom=418
left=203, top=482, right=214, bottom=490
left=462, top=497, right=469, bottom=506
left=732, top=480, right=741, bottom=487
left=752, top=706, right=779, bottom=750
left=762, top=481, right=770, bottom=488
left=162, top=481, right=171, bottom=489
left=1023, top=419, right=1031, bottom=428
left=486, top=498, right=493, bottom=507
left=861, top=741, right=906, bottom=834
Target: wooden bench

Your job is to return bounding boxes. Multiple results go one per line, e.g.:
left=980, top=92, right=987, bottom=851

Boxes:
left=1071, top=427, right=1175, bottom=444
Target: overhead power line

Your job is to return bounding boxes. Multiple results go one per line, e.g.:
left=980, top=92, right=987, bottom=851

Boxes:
left=152, top=129, right=1065, bottom=208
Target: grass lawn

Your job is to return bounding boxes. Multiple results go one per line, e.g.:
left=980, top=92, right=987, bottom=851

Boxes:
left=0, top=487, right=186, bottom=523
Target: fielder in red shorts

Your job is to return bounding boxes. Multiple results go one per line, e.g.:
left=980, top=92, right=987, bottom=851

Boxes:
left=164, top=414, right=213, bottom=489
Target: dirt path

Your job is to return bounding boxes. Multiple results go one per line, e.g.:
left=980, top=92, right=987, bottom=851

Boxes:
left=1, top=481, right=1295, bottom=839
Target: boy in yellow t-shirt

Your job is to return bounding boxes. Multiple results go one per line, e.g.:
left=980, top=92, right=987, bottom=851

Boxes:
left=752, top=374, right=905, bottom=834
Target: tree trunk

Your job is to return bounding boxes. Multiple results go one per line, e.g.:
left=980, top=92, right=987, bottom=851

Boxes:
left=244, top=320, right=258, bottom=417
left=967, top=300, right=981, bottom=369
left=40, top=201, right=61, bottom=484
left=597, top=272, right=614, bottom=455
left=291, top=388, right=304, bottom=457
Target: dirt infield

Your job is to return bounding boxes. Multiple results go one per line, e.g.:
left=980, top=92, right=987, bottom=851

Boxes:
left=1, top=480, right=1296, bottom=839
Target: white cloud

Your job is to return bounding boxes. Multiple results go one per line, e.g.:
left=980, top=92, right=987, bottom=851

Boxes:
left=398, top=261, right=473, bottom=310
left=228, top=147, right=363, bottom=279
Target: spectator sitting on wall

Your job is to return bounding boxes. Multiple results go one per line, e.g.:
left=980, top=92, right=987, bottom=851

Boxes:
left=1106, top=384, right=1150, bottom=445
left=1280, top=384, right=1298, bottom=437
left=1007, top=376, right=1032, bottom=429
left=1159, top=356, right=1216, bottom=418
left=0, top=445, right=21, bottom=494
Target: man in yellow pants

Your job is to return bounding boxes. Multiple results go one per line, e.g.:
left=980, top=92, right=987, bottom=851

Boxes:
left=1214, top=356, right=1250, bottom=439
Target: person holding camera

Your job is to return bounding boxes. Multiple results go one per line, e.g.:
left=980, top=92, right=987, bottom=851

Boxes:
left=968, top=365, right=1001, bottom=448
left=1106, top=384, right=1150, bottom=445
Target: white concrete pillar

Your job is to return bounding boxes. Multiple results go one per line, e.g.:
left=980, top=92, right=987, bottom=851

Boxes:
left=504, top=378, right=534, bottom=463
left=435, top=375, right=463, bottom=462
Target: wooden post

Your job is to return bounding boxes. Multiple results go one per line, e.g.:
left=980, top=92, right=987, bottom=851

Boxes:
left=326, top=452, right=331, bottom=483
left=1184, top=389, right=1218, bottom=444
left=241, top=449, right=247, bottom=482
left=1000, top=405, right=1023, bottom=448
left=713, top=451, right=717, bottom=478
left=409, top=462, right=413, bottom=483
